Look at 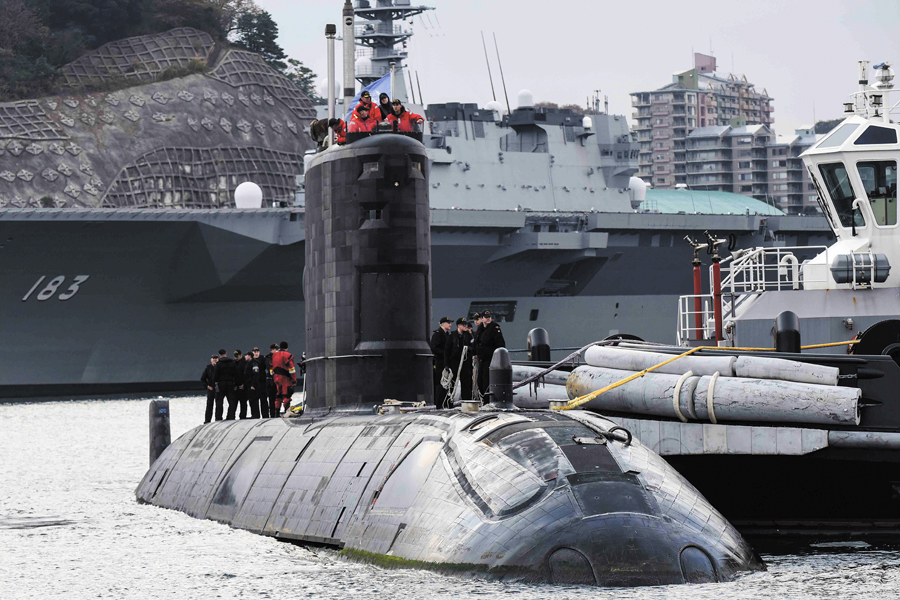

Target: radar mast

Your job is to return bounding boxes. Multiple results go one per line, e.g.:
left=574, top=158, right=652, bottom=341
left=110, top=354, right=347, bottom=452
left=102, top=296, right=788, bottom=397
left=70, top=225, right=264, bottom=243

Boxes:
left=353, top=0, right=433, bottom=102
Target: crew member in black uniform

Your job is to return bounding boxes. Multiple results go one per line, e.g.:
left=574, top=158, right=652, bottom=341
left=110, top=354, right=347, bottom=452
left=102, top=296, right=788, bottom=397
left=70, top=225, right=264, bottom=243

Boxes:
left=476, top=310, right=506, bottom=398
left=214, top=349, right=238, bottom=420
left=201, top=354, right=218, bottom=423
left=233, top=350, right=248, bottom=419
left=444, top=317, right=474, bottom=403
left=471, top=313, right=484, bottom=396
left=246, top=347, right=267, bottom=419
left=430, top=317, right=452, bottom=408
left=265, top=343, right=278, bottom=417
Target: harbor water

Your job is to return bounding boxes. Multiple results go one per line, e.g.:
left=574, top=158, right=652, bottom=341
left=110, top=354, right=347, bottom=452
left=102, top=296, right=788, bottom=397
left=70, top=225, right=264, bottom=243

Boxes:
left=3, top=397, right=900, bottom=599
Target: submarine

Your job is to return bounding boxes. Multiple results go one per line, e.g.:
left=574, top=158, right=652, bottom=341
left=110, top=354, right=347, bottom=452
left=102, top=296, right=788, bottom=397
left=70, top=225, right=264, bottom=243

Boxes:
left=136, top=47, right=763, bottom=583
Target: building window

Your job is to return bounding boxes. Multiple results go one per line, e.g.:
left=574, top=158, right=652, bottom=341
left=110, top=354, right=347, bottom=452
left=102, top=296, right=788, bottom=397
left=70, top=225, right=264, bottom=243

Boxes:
left=738, top=161, right=751, bottom=169
left=739, top=173, right=752, bottom=181
left=741, top=185, right=753, bottom=192
left=772, top=172, right=788, bottom=180
left=773, top=184, right=789, bottom=191
left=772, top=160, right=787, bottom=168
left=657, top=178, right=666, bottom=183
left=739, top=150, right=752, bottom=157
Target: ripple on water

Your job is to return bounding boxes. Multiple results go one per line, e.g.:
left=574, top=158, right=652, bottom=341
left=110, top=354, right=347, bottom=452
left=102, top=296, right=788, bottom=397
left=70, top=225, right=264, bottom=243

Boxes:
left=2, top=397, right=900, bottom=599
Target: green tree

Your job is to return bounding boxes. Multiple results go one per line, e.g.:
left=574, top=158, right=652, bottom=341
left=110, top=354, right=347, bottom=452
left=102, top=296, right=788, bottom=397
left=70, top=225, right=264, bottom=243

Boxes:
left=28, top=0, right=145, bottom=49
left=814, top=118, right=843, bottom=135
left=233, top=10, right=286, bottom=71
left=284, top=58, right=321, bottom=102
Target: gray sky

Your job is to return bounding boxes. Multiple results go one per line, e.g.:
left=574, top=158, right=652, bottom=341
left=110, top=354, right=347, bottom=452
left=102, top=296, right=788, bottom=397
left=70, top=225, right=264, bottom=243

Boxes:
left=258, top=0, right=900, bottom=135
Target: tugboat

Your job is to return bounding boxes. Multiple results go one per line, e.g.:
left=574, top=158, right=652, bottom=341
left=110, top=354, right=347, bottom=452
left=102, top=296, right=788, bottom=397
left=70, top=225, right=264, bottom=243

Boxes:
left=514, top=61, right=900, bottom=542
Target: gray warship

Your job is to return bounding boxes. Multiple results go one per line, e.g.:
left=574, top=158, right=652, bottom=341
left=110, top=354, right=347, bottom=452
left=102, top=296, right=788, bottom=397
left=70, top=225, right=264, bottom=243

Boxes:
left=136, top=130, right=763, bottom=586
left=0, top=3, right=831, bottom=399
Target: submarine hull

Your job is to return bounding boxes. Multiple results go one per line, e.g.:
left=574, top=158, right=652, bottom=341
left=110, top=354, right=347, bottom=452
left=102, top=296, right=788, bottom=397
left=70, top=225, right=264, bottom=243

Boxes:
left=136, top=409, right=763, bottom=586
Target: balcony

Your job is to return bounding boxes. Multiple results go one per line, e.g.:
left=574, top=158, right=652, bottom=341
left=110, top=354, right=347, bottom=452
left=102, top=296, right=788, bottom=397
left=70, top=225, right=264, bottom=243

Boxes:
left=652, top=98, right=671, bottom=104
left=653, top=132, right=670, bottom=140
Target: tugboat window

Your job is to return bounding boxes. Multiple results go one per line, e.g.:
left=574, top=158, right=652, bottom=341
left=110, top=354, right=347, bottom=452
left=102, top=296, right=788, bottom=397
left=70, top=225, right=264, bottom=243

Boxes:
left=857, top=160, right=897, bottom=226
left=854, top=126, right=898, bottom=145
left=819, top=163, right=865, bottom=228
left=817, top=123, right=859, bottom=148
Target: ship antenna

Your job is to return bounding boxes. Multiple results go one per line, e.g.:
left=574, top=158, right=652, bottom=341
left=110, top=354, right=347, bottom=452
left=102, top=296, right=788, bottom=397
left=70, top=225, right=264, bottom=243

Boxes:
left=416, top=70, right=425, bottom=106
left=408, top=69, right=418, bottom=104
left=481, top=31, right=497, bottom=101
left=493, top=32, right=512, bottom=115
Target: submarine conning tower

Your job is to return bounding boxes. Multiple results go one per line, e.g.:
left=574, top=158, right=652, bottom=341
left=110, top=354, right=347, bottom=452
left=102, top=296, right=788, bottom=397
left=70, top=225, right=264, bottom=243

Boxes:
left=304, top=133, right=433, bottom=410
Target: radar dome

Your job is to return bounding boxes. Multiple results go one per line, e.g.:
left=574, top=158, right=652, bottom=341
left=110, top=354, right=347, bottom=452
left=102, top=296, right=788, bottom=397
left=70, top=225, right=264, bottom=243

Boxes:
left=628, top=176, right=647, bottom=210
left=485, top=100, right=504, bottom=120
left=318, top=79, right=341, bottom=99
left=235, top=182, right=263, bottom=208
left=355, top=56, right=372, bottom=76
left=517, top=89, right=534, bottom=109
left=582, top=116, right=592, bottom=129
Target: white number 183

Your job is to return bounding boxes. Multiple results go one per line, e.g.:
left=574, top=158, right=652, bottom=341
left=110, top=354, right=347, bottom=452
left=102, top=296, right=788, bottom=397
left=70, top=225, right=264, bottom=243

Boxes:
left=22, top=275, right=90, bottom=302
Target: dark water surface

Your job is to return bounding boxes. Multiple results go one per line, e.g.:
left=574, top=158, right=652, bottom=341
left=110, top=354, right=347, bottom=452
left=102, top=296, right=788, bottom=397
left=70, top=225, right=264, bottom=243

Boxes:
left=3, top=397, right=900, bottom=599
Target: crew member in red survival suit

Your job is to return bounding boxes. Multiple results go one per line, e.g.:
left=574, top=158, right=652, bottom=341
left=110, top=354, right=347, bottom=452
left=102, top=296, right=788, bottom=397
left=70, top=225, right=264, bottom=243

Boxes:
left=271, top=341, right=297, bottom=415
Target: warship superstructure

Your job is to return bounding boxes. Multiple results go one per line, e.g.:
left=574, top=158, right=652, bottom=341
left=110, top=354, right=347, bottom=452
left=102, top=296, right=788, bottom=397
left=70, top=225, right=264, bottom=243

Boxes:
left=0, top=3, right=832, bottom=399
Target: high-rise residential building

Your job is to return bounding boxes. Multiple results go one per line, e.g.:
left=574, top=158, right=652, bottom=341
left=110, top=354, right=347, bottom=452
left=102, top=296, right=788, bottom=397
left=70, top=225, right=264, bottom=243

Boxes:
left=632, top=53, right=774, bottom=190
left=682, top=125, right=821, bottom=215
left=768, top=128, right=821, bottom=215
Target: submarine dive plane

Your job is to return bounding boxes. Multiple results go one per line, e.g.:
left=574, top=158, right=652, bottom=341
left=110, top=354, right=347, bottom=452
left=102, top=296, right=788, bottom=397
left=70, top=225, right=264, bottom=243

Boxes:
left=137, top=63, right=763, bottom=584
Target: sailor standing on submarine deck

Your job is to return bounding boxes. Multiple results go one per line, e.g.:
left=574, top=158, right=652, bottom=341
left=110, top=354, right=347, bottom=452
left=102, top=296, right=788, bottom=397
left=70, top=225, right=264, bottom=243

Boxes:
left=476, top=310, right=506, bottom=398
left=431, top=317, right=452, bottom=408
left=445, top=317, right=474, bottom=404
left=271, top=341, right=297, bottom=415
left=201, top=354, right=218, bottom=423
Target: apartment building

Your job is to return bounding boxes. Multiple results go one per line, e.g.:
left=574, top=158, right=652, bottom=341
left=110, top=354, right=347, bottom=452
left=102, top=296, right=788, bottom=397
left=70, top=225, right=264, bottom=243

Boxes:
left=768, top=128, right=821, bottom=215
left=683, top=125, right=820, bottom=215
left=632, top=53, right=774, bottom=190
left=685, top=125, right=773, bottom=200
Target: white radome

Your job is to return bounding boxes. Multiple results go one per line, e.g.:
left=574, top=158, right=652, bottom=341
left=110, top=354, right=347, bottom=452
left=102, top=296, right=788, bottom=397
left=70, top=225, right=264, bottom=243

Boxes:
left=235, top=181, right=263, bottom=208
left=517, top=89, right=534, bottom=109
left=485, top=100, right=504, bottom=120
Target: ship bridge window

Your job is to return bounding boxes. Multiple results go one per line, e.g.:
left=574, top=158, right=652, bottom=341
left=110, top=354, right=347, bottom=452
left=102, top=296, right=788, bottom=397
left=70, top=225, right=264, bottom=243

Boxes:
left=819, top=163, right=865, bottom=228
left=857, top=160, right=897, bottom=226
left=817, top=123, right=859, bottom=148
left=854, top=126, right=898, bottom=146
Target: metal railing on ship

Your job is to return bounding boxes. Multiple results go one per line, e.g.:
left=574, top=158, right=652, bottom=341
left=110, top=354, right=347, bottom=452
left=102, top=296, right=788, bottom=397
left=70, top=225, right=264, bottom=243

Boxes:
left=676, top=245, right=831, bottom=346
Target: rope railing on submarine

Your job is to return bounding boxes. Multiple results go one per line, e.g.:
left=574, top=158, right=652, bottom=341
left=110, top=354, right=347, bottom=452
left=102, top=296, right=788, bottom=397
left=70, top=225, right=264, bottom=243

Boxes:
left=552, top=339, right=861, bottom=411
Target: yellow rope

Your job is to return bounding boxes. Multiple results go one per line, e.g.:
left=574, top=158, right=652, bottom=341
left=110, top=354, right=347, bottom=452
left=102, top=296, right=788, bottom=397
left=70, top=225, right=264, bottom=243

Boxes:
left=553, top=339, right=860, bottom=411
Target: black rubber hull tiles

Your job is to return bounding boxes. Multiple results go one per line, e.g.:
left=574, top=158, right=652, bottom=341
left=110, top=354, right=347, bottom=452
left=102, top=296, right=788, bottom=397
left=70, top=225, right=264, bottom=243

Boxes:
left=136, top=410, right=763, bottom=586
